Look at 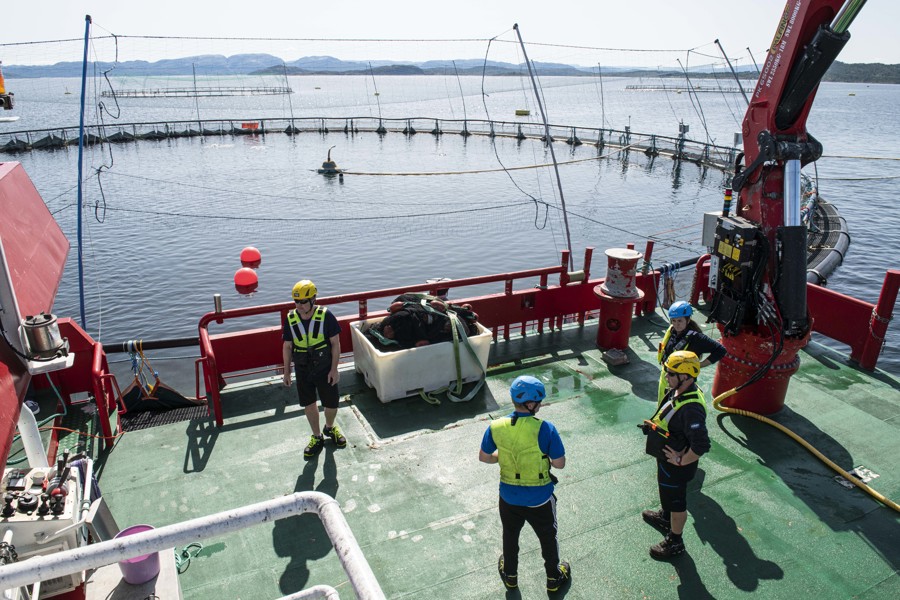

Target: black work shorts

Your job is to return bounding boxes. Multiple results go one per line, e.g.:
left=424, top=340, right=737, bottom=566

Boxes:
left=656, top=459, right=699, bottom=513
left=294, top=364, right=340, bottom=409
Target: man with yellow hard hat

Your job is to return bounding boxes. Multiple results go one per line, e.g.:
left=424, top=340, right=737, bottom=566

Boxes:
left=640, top=350, right=709, bottom=559
left=282, top=279, right=347, bottom=459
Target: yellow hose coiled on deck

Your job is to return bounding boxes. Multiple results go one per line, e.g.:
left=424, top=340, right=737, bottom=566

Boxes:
left=712, top=388, right=900, bottom=513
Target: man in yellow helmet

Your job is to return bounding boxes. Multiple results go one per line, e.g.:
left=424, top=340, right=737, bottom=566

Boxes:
left=639, top=350, right=709, bottom=559
left=282, top=279, right=346, bottom=459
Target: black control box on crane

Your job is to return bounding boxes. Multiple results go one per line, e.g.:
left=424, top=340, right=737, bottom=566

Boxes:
left=708, top=215, right=766, bottom=336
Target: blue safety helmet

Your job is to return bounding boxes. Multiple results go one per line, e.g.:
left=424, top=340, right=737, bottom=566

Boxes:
left=668, top=301, right=693, bottom=319
left=510, top=375, right=546, bottom=403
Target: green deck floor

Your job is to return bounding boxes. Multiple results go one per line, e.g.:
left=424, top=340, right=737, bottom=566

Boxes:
left=85, top=315, right=900, bottom=599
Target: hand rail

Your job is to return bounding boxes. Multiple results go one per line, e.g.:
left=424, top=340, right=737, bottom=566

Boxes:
left=0, top=492, right=385, bottom=600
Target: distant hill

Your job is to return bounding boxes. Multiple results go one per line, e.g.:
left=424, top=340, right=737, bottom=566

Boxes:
left=823, top=61, right=900, bottom=83
left=4, top=55, right=898, bottom=84
left=2, top=54, right=589, bottom=78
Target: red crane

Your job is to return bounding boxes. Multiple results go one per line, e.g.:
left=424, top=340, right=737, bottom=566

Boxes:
left=708, top=0, right=867, bottom=413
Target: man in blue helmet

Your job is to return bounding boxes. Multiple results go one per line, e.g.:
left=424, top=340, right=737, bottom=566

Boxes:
left=656, top=301, right=726, bottom=401
left=479, top=375, right=570, bottom=592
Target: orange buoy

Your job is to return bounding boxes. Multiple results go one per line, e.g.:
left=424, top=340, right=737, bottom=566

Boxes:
left=240, top=246, right=262, bottom=268
left=234, top=267, right=258, bottom=294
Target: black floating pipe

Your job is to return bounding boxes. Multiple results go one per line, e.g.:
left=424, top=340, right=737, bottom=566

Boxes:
left=104, top=337, right=200, bottom=354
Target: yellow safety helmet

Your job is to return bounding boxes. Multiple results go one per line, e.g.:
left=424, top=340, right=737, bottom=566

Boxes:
left=291, top=280, right=317, bottom=301
left=665, top=350, right=700, bottom=379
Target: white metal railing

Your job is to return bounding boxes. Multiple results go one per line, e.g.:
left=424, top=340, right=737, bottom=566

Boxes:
left=0, top=492, right=384, bottom=600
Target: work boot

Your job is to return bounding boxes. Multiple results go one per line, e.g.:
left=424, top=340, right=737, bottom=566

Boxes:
left=323, top=425, right=347, bottom=448
left=650, top=533, right=686, bottom=560
left=641, top=508, right=670, bottom=533
left=497, top=555, right=517, bottom=589
left=546, top=561, right=571, bottom=592
left=303, top=434, right=325, bottom=459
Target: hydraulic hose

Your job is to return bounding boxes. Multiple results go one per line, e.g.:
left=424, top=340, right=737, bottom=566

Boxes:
left=712, top=388, right=900, bottom=514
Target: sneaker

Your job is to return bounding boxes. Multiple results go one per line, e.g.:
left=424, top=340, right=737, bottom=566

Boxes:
left=303, top=435, right=325, bottom=459
left=323, top=425, right=347, bottom=448
left=546, top=561, right=570, bottom=592
left=497, top=555, right=517, bottom=589
left=650, top=533, right=686, bottom=560
left=641, top=508, right=670, bottom=533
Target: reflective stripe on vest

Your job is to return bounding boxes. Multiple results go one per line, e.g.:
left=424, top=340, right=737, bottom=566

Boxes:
left=288, top=305, right=329, bottom=352
left=490, top=416, right=551, bottom=487
left=657, top=327, right=698, bottom=364
left=650, top=388, right=706, bottom=434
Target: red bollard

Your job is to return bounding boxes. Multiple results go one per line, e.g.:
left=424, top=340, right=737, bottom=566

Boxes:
left=595, top=288, right=645, bottom=349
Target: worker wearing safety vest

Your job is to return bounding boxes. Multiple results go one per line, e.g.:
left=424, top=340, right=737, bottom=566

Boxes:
left=657, top=301, right=726, bottom=402
left=640, top=351, right=710, bottom=559
left=479, top=376, right=571, bottom=593
left=281, top=279, right=347, bottom=459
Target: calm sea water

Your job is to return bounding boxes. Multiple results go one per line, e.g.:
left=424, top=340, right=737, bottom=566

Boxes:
left=2, top=75, right=898, bottom=374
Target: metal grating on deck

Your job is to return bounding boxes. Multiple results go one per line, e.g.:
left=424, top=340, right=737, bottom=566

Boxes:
left=118, top=405, right=210, bottom=432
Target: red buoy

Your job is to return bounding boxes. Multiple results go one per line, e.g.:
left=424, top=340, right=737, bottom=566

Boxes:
left=234, top=267, right=258, bottom=294
left=240, top=246, right=262, bottom=268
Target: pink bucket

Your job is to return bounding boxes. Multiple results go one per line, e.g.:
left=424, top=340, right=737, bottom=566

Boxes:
left=114, top=524, right=161, bottom=585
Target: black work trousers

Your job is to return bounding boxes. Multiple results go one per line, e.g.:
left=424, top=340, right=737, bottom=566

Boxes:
left=499, top=494, right=560, bottom=578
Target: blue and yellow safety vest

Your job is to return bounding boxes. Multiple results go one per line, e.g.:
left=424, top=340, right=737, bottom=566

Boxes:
left=644, top=388, right=705, bottom=458
left=657, top=327, right=701, bottom=364
left=650, top=389, right=706, bottom=433
left=490, top=416, right=551, bottom=486
left=287, top=305, right=329, bottom=353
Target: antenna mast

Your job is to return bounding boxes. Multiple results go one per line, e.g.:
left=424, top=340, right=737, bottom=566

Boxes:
left=513, top=24, right=574, bottom=270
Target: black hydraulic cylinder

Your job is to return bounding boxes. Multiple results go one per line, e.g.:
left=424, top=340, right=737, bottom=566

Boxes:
left=775, top=26, right=850, bottom=130
left=776, top=226, right=809, bottom=335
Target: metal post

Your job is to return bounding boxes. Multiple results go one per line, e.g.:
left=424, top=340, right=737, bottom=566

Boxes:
left=513, top=24, right=574, bottom=271
left=784, top=159, right=801, bottom=226
left=714, top=39, right=750, bottom=106
left=75, top=15, right=92, bottom=329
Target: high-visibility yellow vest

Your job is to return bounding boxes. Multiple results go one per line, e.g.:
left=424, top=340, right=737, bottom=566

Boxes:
left=490, top=416, right=551, bottom=486
left=287, top=305, right=329, bottom=353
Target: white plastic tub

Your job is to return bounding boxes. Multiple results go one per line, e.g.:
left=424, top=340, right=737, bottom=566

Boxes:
left=350, top=317, right=492, bottom=403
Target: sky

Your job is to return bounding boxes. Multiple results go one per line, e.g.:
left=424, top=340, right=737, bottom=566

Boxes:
left=2, top=0, right=898, bottom=65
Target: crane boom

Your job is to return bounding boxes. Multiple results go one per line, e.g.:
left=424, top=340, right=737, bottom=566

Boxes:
left=708, top=0, right=866, bottom=414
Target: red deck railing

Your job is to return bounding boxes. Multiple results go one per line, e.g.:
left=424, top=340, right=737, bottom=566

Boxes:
left=201, top=249, right=595, bottom=426
left=196, top=246, right=666, bottom=426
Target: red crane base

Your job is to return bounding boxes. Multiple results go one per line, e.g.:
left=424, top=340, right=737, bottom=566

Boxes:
left=711, top=326, right=812, bottom=415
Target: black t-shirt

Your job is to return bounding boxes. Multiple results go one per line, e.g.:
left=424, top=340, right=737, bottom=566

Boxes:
left=663, top=329, right=727, bottom=365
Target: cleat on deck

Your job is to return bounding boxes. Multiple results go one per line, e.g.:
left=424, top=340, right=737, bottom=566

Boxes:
left=497, top=555, right=517, bottom=589
left=650, top=533, right=686, bottom=560
left=303, top=434, right=325, bottom=459
left=546, top=561, right=570, bottom=592
left=641, top=508, right=671, bottom=533
left=323, top=425, right=347, bottom=448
